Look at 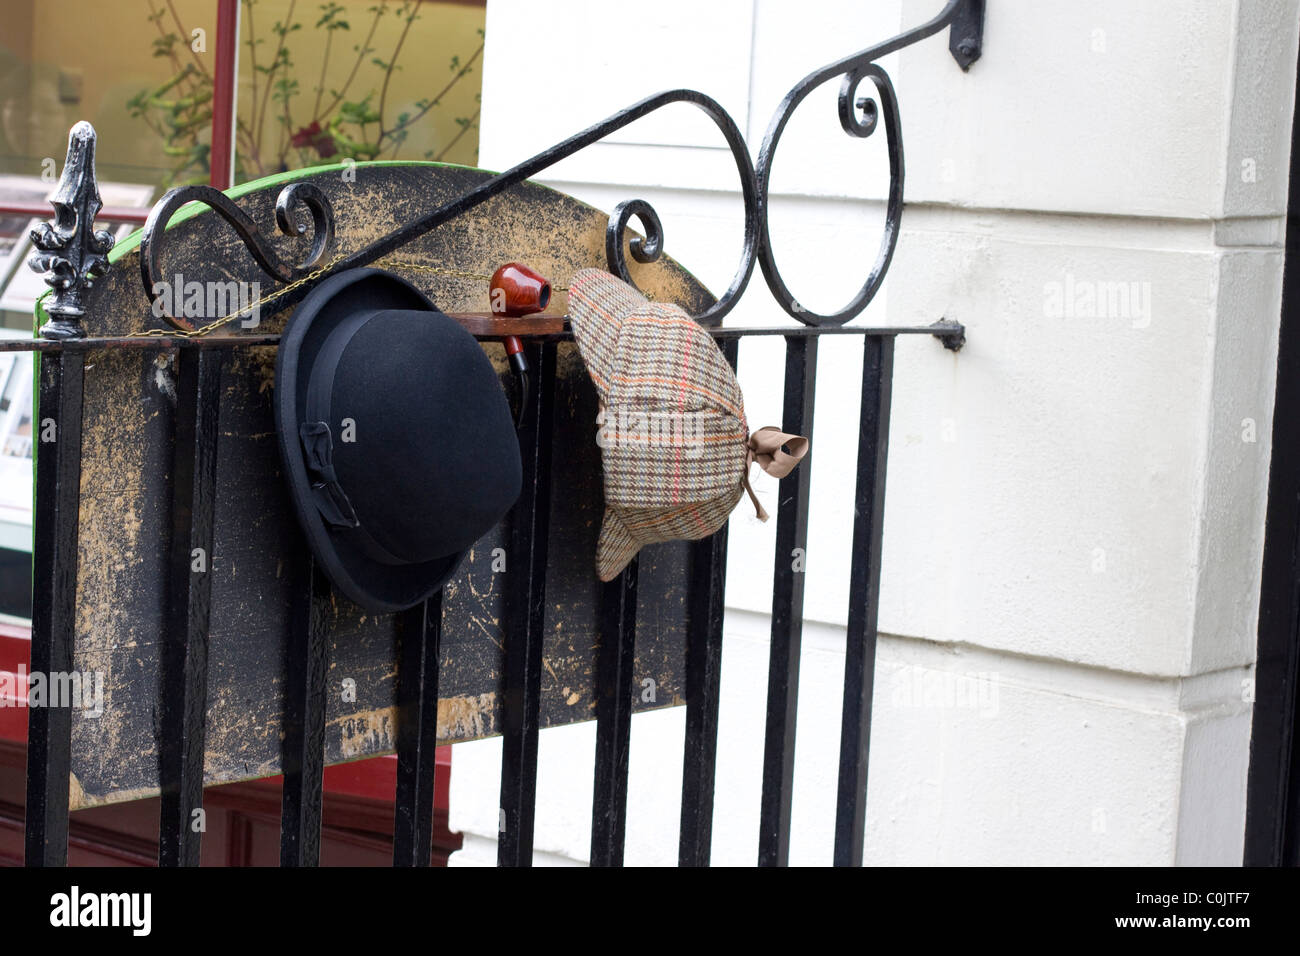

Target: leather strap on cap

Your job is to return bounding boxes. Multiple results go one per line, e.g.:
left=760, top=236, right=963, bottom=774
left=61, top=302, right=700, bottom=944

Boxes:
left=741, top=426, right=810, bottom=522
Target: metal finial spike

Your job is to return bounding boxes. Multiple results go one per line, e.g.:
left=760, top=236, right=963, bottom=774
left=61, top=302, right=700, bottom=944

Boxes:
left=28, top=121, right=116, bottom=340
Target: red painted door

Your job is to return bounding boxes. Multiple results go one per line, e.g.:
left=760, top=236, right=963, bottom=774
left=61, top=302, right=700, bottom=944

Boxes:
left=0, top=621, right=459, bottom=866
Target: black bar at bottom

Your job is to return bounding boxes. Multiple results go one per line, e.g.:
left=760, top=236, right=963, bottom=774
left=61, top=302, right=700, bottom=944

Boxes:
left=833, top=336, right=894, bottom=866
left=758, top=335, right=818, bottom=867
left=679, top=336, right=739, bottom=867
left=393, top=591, right=443, bottom=866
left=158, top=348, right=224, bottom=867
left=590, top=559, right=639, bottom=867
left=25, top=351, right=84, bottom=867
left=280, top=557, right=331, bottom=867
left=498, top=341, right=556, bottom=866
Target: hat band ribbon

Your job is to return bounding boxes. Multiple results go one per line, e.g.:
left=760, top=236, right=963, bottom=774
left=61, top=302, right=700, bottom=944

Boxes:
left=300, top=420, right=420, bottom=567
left=300, top=421, right=361, bottom=529
left=743, top=426, right=810, bottom=522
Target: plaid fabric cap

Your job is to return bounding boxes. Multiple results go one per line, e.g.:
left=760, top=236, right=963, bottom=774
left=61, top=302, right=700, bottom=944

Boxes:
left=568, top=268, right=750, bottom=581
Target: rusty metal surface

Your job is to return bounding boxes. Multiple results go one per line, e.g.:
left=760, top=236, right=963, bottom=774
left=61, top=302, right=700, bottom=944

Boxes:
left=65, top=162, right=713, bottom=809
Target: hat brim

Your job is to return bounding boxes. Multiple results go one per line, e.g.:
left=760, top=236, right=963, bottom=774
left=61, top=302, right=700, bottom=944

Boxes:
left=275, top=267, right=463, bottom=612
left=595, top=505, right=642, bottom=581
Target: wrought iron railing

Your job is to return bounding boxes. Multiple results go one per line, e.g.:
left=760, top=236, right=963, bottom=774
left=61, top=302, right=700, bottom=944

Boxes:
left=17, top=0, right=981, bottom=867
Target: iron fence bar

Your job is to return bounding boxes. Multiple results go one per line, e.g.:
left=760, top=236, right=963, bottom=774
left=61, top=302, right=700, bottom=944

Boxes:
left=24, top=351, right=83, bottom=866
left=0, top=320, right=965, bottom=353
left=0, top=336, right=282, bottom=352
left=498, top=341, right=556, bottom=866
left=833, top=335, right=894, bottom=866
left=679, top=337, right=740, bottom=867
left=758, top=335, right=818, bottom=867
left=393, top=591, right=443, bottom=866
left=158, top=347, right=225, bottom=867
left=711, top=322, right=963, bottom=348
left=279, top=556, right=330, bottom=866
left=590, top=559, right=639, bottom=867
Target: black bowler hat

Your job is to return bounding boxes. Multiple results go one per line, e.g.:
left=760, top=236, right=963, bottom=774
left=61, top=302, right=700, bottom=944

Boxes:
left=274, top=267, right=522, bottom=612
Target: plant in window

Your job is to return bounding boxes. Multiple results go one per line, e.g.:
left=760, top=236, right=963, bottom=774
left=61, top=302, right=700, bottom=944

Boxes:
left=128, top=0, right=484, bottom=185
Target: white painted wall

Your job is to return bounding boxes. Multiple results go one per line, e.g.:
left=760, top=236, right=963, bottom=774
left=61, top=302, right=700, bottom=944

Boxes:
left=449, top=0, right=1298, bottom=865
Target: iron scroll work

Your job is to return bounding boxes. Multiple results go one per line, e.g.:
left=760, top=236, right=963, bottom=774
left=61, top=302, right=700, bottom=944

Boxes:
left=33, top=0, right=987, bottom=345
left=18, top=1, right=984, bottom=870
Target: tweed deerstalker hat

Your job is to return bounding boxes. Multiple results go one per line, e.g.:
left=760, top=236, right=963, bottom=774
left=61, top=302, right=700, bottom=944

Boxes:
left=567, top=268, right=808, bottom=581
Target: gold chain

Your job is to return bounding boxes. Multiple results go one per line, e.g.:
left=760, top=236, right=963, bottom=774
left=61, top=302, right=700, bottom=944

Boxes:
left=370, top=259, right=657, bottom=300
left=376, top=259, right=494, bottom=283
left=374, top=257, right=573, bottom=294
left=126, top=256, right=652, bottom=338
left=127, top=254, right=348, bottom=339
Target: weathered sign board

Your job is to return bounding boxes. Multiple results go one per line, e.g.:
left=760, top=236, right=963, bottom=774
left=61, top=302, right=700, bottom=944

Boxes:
left=63, top=162, right=712, bottom=808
